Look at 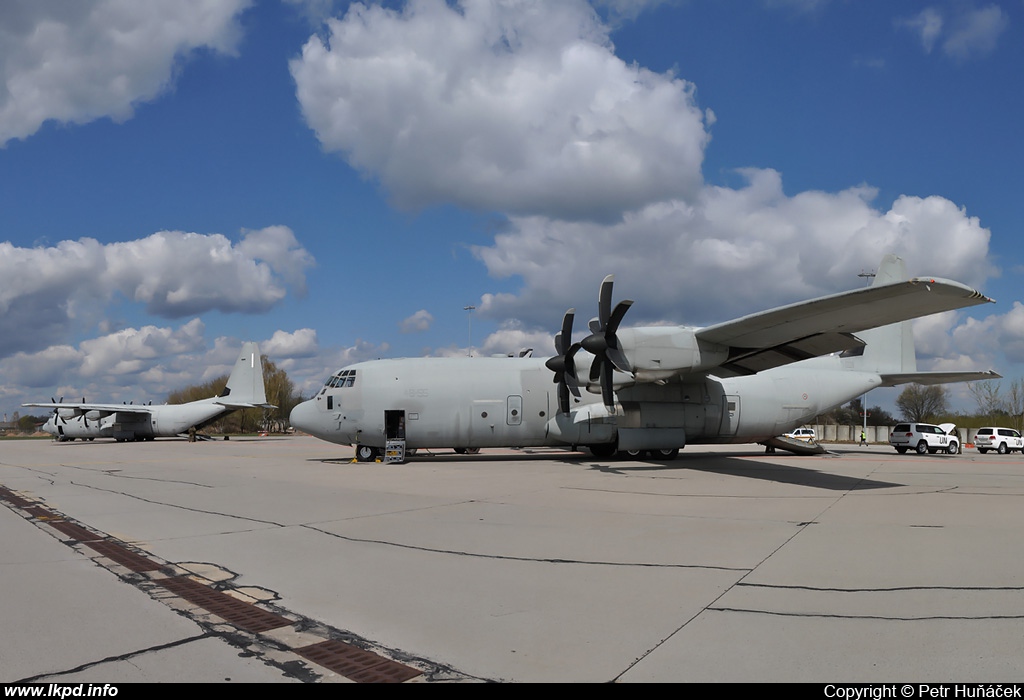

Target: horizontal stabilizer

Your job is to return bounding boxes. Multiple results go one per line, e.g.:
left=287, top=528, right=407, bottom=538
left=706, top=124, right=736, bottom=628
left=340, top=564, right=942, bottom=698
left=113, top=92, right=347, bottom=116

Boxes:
left=879, top=370, right=1001, bottom=387
left=214, top=401, right=277, bottom=410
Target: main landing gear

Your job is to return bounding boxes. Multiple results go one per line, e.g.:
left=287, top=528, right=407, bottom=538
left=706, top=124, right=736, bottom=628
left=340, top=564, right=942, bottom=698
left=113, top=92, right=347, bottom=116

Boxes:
left=587, top=444, right=680, bottom=460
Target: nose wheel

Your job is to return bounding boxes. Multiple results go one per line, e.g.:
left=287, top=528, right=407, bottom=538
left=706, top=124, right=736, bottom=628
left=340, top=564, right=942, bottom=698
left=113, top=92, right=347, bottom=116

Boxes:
left=355, top=445, right=380, bottom=462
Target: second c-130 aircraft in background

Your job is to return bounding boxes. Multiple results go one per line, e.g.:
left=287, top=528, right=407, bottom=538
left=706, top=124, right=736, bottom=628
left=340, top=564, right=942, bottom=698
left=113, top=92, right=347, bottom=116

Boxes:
left=25, top=342, right=273, bottom=442
left=290, top=255, right=999, bottom=461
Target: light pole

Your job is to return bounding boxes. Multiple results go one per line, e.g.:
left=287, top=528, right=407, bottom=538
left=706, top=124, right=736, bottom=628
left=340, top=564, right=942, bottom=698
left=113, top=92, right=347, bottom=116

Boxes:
left=858, top=270, right=876, bottom=443
left=464, top=305, right=476, bottom=357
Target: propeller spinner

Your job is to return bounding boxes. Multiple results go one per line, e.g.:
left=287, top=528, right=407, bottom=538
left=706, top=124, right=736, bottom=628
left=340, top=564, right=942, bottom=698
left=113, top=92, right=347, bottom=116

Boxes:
left=580, top=275, right=633, bottom=408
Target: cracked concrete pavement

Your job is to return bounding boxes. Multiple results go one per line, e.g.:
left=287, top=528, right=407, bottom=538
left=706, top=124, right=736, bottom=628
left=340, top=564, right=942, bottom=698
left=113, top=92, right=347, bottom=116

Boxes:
left=2, top=436, right=1023, bottom=682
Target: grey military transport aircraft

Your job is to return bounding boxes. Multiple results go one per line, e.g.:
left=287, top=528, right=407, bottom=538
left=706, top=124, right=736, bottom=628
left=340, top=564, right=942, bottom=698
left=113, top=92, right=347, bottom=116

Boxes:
left=25, top=342, right=272, bottom=442
left=290, top=255, right=999, bottom=461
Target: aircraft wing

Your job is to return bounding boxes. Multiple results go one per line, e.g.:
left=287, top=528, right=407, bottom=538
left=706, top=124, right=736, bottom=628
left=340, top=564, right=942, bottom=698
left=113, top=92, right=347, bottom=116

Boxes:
left=695, top=276, right=994, bottom=376
left=22, top=402, right=154, bottom=417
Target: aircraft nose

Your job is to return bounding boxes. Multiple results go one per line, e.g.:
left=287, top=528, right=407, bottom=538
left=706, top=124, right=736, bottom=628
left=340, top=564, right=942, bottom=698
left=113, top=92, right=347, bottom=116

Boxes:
left=289, top=399, right=318, bottom=434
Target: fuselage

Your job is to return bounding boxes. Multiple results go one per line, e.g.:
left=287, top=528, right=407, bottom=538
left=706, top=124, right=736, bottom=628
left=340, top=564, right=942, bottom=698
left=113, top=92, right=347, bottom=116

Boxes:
left=43, top=400, right=233, bottom=442
left=289, top=353, right=882, bottom=453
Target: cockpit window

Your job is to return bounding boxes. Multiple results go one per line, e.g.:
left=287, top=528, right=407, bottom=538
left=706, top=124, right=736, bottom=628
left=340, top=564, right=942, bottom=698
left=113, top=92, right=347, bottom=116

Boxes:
left=324, top=369, right=357, bottom=389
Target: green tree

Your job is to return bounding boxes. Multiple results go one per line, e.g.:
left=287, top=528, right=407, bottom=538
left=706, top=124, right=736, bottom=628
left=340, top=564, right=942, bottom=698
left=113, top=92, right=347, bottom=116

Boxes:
left=18, top=413, right=47, bottom=433
left=866, top=405, right=895, bottom=426
left=896, top=384, right=949, bottom=422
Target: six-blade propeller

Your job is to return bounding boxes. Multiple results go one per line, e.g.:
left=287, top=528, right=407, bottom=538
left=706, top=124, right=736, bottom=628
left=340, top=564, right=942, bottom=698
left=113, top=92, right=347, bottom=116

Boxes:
left=544, top=309, right=582, bottom=413
left=548, top=275, right=634, bottom=411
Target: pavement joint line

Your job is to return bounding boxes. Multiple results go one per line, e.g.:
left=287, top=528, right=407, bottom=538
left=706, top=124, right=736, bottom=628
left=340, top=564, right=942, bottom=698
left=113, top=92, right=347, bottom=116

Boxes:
left=0, top=481, right=476, bottom=683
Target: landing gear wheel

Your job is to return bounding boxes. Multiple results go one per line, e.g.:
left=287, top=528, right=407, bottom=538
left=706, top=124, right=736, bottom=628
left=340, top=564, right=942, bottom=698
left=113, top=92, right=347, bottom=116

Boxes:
left=356, top=445, right=378, bottom=462
left=618, top=449, right=645, bottom=459
left=588, top=443, right=617, bottom=459
left=651, top=448, right=680, bottom=461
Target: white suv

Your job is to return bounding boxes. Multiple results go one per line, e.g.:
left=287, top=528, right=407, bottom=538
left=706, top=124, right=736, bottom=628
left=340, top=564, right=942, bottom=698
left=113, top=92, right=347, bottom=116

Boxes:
left=973, top=427, right=1024, bottom=454
left=889, top=422, right=959, bottom=455
left=783, top=428, right=816, bottom=442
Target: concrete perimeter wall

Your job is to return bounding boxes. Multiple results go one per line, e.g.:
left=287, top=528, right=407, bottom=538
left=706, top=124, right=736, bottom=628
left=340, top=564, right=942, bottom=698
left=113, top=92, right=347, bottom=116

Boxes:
left=809, top=425, right=982, bottom=445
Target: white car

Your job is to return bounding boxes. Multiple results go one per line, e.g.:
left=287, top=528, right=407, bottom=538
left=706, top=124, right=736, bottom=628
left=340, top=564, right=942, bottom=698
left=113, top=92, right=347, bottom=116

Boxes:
left=783, top=428, right=816, bottom=442
left=973, top=427, right=1024, bottom=454
left=889, top=422, right=959, bottom=455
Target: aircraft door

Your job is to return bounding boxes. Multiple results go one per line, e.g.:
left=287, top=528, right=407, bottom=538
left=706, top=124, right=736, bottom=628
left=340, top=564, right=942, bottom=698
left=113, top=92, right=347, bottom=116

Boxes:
left=506, top=395, right=523, bottom=426
left=384, top=410, right=406, bottom=439
left=721, top=395, right=740, bottom=436
left=384, top=410, right=406, bottom=463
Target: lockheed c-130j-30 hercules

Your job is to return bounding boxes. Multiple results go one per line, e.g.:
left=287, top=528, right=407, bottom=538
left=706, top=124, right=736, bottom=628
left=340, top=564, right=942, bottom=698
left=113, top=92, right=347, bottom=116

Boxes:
left=289, top=255, right=999, bottom=461
left=25, top=342, right=273, bottom=442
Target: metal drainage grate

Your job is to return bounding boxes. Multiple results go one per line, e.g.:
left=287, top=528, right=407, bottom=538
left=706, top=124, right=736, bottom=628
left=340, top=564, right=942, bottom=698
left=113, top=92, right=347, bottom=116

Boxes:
left=83, top=540, right=164, bottom=573
left=48, top=520, right=103, bottom=542
left=294, top=639, right=422, bottom=683
left=156, top=575, right=291, bottom=633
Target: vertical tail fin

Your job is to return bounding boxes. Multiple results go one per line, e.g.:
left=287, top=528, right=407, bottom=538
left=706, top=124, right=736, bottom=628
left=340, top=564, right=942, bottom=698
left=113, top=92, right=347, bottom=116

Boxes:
left=854, top=254, right=917, bottom=374
left=220, top=342, right=269, bottom=405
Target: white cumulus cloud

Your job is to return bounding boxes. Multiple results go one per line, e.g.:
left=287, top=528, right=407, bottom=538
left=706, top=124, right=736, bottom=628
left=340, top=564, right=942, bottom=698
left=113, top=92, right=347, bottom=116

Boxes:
left=400, top=310, right=434, bottom=333
left=291, top=0, right=710, bottom=222
left=0, top=226, right=315, bottom=357
left=0, top=0, right=252, bottom=146
left=262, top=329, right=320, bottom=359
left=472, top=168, right=996, bottom=329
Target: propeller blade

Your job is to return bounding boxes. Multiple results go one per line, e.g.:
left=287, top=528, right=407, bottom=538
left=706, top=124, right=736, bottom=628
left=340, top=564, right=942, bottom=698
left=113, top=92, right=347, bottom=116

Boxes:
left=580, top=275, right=633, bottom=408
left=600, top=360, right=615, bottom=409
left=558, top=381, right=570, bottom=414
left=607, top=300, right=633, bottom=335
left=563, top=344, right=581, bottom=397
left=546, top=309, right=584, bottom=413
left=607, top=345, right=632, bottom=374
left=598, top=275, right=614, bottom=329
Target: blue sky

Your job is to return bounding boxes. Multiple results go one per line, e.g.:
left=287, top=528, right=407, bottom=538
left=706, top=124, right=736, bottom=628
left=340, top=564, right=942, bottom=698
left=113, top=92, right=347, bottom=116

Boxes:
left=2, top=0, right=1022, bottom=419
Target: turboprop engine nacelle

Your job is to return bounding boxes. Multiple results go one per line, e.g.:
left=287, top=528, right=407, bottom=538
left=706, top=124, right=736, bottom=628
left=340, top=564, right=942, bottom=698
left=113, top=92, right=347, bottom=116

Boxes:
left=615, top=326, right=729, bottom=382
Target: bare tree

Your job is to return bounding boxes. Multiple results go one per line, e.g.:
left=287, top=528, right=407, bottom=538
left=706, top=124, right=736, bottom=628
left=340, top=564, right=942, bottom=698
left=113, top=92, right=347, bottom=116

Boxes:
left=967, top=380, right=1004, bottom=421
left=1005, top=379, right=1024, bottom=433
left=896, top=384, right=949, bottom=422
